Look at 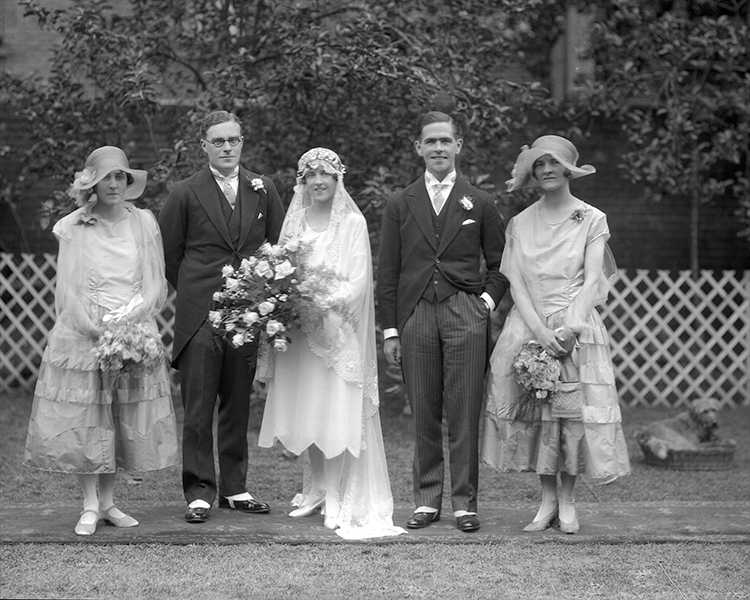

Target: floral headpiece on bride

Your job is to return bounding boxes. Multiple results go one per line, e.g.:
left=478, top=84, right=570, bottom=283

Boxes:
left=295, top=147, right=346, bottom=185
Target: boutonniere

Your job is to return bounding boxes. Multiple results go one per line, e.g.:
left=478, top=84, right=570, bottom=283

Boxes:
left=459, top=195, right=474, bottom=211
left=250, top=177, right=265, bottom=192
left=570, top=207, right=587, bottom=223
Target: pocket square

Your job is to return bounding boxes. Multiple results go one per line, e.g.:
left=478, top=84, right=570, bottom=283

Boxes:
left=258, top=212, right=264, bottom=219
left=462, top=219, right=476, bottom=225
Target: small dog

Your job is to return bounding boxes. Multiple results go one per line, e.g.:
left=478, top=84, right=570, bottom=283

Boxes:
left=635, top=397, right=722, bottom=460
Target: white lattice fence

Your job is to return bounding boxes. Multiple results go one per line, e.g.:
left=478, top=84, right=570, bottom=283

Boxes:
left=2, top=253, right=749, bottom=406
left=601, top=269, right=750, bottom=407
left=1, top=253, right=177, bottom=391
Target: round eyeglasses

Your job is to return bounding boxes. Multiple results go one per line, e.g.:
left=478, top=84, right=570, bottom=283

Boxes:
left=203, top=136, right=244, bottom=148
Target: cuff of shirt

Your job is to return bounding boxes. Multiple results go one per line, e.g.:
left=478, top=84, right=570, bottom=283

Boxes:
left=480, top=292, right=495, bottom=312
left=383, top=328, right=399, bottom=339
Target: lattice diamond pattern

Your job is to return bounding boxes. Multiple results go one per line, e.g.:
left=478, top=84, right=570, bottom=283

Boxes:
left=2, top=254, right=749, bottom=406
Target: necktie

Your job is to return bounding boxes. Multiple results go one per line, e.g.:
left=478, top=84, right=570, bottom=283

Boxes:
left=221, top=178, right=236, bottom=209
left=432, top=184, right=447, bottom=214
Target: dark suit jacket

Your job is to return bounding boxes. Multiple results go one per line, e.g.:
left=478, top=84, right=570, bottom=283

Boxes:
left=377, top=176, right=508, bottom=333
left=158, top=165, right=285, bottom=367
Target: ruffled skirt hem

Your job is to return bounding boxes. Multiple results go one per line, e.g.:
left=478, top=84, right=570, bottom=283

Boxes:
left=24, top=360, right=179, bottom=473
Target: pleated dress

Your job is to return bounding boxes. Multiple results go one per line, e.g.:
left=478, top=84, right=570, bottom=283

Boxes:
left=482, top=201, right=631, bottom=479
left=24, top=206, right=179, bottom=474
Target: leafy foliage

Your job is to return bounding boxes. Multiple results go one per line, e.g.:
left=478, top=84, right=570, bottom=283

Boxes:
left=0, top=0, right=562, bottom=237
left=573, top=0, right=750, bottom=262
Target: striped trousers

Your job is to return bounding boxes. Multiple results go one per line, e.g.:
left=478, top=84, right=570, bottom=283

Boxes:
left=401, top=291, right=489, bottom=513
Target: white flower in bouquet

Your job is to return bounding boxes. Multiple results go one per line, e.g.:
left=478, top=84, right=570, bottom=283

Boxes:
left=274, top=259, right=295, bottom=280
left=240, top=257, right=257, bottom=270
left=266, top=320, right=285, bottom=335
left=254, top=260, right=274, bottom=279
left=258, top=301, right=275, bottom=316
left=242, top=310, right=260, bottom=325
left=225, top=277, right=241, bottom=292
left=232, top=333, right=245, bottom=348
left=209, top=310, right=222, bottom=326
left=222, top=265, right=235, bottom=278
left=273, top=338, right=288, bottom=351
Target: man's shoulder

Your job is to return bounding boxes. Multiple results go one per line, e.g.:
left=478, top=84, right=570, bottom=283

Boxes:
left=172, top=167, right=210, bottom=190
left=389, top=177, right=424, bottom=202
left=455, top=177, right=492, bottom=201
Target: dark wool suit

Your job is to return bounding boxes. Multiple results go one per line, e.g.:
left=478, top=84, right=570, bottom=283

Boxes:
left=159, top=165, right=285, bottom=504
left=377, top=176, right=507, bottom=513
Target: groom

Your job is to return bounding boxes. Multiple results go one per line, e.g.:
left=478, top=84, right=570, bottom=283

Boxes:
left=377, top=111, right=507, bottom=532
left=159, top=110, right=285, bottom=523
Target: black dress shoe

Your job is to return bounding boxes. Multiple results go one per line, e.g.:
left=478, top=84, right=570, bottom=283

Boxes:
left=218, top=496, right=271, bottom=514
left=406, top=511, right=440, bottom=529
left=456, top=514, right=480, bottom=532
left=185, top=506, right=210, bottom=523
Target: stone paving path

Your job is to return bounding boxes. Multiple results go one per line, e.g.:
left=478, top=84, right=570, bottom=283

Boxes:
left=1, top=501, right=748, bottom=545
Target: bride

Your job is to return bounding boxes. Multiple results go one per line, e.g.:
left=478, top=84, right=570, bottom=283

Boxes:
left=258, top=148, right=405, bottom=540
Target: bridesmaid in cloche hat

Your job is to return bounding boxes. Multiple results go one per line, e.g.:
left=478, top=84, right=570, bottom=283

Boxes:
left=482, top=135, right=631, bottom=535
left=24, top=146, right=178, bottom=536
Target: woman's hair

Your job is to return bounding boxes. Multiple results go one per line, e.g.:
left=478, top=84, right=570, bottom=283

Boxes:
left=415, top=111, right=463, bottom=140
left=199, top=110, right=242, bottom=139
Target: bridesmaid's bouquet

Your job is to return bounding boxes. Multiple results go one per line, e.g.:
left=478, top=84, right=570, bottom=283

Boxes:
left=512, top=341, right=562, bottom=421
left=93, top=320, right=165, bottom=378
left=210, top=241, right=352, bottom=351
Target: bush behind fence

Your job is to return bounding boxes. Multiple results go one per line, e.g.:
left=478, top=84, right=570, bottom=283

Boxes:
left=2, top=253, right=748, bottom=407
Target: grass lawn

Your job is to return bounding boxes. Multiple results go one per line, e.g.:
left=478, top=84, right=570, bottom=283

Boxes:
left=1, top=383, right=748, bottom=599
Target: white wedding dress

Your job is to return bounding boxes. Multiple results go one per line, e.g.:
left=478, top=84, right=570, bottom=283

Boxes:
left=258, top=152, right=405, bottom=539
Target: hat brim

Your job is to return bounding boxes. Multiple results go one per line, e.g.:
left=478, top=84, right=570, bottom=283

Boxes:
left=80, top=158, right=148, bottom=201
left=506, top=147, right=595, bottom=192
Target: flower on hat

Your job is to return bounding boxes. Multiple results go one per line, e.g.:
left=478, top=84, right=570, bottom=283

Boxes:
left=67, top=168, right=97, bottom=204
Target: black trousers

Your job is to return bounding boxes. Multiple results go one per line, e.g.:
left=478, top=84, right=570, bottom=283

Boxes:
left=178, top=320, right=258, bottom=504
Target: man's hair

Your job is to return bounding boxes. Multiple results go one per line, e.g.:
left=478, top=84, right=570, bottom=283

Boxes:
left=415, top=111, right=463, bottom=140
left=199, top=110, right=242, bottom=139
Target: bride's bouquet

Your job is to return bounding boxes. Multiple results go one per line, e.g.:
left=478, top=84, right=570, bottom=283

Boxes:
left=512, top=340, right=562, bottom=421
left=93, top=320, right=165, bottom=379
left=210, top=240, right=353, bottom=351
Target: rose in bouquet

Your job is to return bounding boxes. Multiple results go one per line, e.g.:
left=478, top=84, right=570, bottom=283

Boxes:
left=210, top=240, right=305, bottom=351
left=512, top=340, right=562, bottom=421
left=210, top=240, right=356, bottom=352
left=92, top=320, right=165, bottom=380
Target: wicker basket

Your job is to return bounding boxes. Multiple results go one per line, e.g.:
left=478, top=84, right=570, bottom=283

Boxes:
left=640, top=440, right=737, bottom=471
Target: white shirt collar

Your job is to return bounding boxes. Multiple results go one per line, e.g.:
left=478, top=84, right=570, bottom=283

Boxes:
left=424, top=170, right=456, bottom=188
left=210, top=165, right=239, bottom=181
